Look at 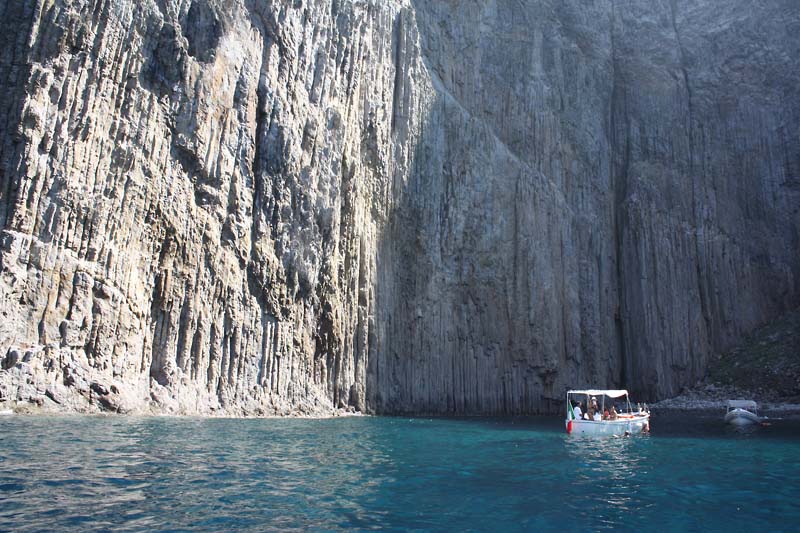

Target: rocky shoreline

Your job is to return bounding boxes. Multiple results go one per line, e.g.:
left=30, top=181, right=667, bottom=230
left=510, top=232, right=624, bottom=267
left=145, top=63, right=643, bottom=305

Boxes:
left=0, top=357, right=361, bottom=418
left=0, top=397, right=363, bottom=419
left=4, top=337, right=798, bottom=418
left=651, top=383, right=800, bottom=418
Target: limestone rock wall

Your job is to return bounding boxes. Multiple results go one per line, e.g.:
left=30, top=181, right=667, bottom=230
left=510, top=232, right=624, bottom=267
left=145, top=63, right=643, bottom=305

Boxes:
left=371, top=0, right=799, bottom=412
left=0, top=0, right=798, bottom=414
left=0, top=0, right=419, bottom=414
left=370, top=1, right=621, bottom=413
left=611, top=0, right=800, bottom=400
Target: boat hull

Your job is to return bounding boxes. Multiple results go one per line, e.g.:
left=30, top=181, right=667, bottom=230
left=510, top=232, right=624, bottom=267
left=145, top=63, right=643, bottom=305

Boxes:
left=725, top=408, right=760, bottom=426
left=565, top=414, right=650, bottom=436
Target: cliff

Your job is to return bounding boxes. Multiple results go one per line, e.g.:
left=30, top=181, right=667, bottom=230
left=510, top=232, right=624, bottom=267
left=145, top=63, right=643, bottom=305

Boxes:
left=1, top=0, right=798, bottom=415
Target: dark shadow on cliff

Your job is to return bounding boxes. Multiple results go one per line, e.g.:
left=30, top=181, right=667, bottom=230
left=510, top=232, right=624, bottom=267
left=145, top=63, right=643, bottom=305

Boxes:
left=367, top=0, right=800, bottom=416
left=367, top=1, right=623, bottom=416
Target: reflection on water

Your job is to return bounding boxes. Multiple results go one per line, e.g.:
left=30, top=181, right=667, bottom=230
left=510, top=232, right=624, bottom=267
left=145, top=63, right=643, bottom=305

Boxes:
left=1, top=414, right=799, bottom=531
left=564, top=434, right=647, bottom=512
left=724, top=422, right=764, bottom=437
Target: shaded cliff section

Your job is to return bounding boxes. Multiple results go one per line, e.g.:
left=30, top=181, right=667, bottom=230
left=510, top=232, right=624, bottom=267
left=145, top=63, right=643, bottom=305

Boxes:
left=708, top=306, right=800, bottom=402
left=368, top=0, right=799, bottom=413
left=0, top=0, right=798, bottom=415
left=610, top=0, right=800, bottom=401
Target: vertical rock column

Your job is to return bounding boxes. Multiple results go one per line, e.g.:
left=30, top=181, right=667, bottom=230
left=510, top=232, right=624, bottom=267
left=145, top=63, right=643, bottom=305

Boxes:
left=0, top=0, right=417, bottom=415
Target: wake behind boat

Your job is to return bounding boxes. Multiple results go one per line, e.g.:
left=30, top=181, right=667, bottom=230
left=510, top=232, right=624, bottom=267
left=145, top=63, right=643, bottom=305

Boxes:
left=565, top=389, right=650, bottom=436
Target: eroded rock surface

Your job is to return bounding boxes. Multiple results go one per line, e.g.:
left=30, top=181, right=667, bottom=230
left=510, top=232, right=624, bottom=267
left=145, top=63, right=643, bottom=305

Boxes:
left=0, top=0, right=798, bottom=415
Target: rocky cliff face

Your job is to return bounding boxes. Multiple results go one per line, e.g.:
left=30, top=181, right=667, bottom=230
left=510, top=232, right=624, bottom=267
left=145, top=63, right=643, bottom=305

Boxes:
left=1, top=0, right=798, bottom=415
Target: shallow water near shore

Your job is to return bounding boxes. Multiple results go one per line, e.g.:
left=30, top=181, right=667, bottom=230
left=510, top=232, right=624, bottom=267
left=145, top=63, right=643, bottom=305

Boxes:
left=1, top=412, right=799, bottom=531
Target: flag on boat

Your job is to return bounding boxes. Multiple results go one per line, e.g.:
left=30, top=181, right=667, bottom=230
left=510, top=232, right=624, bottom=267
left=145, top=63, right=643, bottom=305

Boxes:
left=566, top=401, right=575, bottom=433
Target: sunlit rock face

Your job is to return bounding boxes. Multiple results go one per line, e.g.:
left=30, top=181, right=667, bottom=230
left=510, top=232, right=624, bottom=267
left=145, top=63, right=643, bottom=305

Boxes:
left=0, top=0, right=797, bottom=415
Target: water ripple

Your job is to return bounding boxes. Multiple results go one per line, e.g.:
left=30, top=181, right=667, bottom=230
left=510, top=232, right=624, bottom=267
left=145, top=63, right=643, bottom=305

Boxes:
left=1, top=415, right=799, bottom=531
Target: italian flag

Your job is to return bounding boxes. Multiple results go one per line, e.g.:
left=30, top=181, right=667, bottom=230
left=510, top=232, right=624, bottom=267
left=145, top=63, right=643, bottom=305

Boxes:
left=566, top=402, right=575, bottom=433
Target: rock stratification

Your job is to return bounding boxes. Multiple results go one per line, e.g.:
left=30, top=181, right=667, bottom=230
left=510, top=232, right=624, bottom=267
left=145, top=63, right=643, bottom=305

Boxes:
left=1, top=0, right=798, bottom=415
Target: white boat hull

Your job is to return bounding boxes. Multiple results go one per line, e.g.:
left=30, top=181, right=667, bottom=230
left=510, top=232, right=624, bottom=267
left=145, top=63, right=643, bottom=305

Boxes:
left=725, top=408, right=760, bottom=426
left=565, top=414, right=650, bottom=436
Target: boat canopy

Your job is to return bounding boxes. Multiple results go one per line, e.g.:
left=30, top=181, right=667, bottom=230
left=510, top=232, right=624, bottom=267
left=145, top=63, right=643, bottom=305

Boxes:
left=567, top=389, right=629, bottom=398
left=727, top=400, right=757, bottom=409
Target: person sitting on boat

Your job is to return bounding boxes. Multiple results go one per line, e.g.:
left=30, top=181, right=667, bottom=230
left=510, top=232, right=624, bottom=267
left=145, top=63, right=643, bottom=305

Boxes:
left=609, top=405, right=618, bottom=420
left=573, top=401, right=583, bottom=421
left=584, top=406, right=594, bottom=420
left=602, top=407, right=610, bottom=420
left=593, top=410, right=602, bottom=421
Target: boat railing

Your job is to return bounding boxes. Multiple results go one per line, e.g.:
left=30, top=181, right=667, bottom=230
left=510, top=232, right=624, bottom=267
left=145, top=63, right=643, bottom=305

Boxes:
left=566, top=390, right=650, bottom=421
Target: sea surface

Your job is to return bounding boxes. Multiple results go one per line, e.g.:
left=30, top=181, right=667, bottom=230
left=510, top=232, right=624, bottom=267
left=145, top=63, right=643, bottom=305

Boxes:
left=1, top=411, right=799, bottom=531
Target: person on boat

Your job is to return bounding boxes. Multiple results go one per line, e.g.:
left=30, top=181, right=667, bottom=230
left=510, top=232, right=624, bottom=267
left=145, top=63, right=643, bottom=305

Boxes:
left=573, top=401, right=583, bottom=421
left=588, top=397, right=600, bottom=421
left=602, top=407, right=610, bottom=420
left=584, top=406, right=594, bottom=420
left=609, top=405, right=618, bottom=420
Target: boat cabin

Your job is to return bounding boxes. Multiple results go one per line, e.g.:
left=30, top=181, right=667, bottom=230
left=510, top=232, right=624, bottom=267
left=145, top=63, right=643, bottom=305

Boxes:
left=726, top=399, right=758, bottom=415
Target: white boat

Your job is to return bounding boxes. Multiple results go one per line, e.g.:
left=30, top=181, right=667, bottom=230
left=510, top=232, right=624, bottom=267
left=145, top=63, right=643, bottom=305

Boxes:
left=724, top=400, right=761, bottom=426
left=565, top=389, right=650, bottom=436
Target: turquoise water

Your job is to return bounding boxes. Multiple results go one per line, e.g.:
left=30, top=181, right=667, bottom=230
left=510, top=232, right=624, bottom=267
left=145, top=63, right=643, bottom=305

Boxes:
left=1, top=413, right=799, bottom=531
